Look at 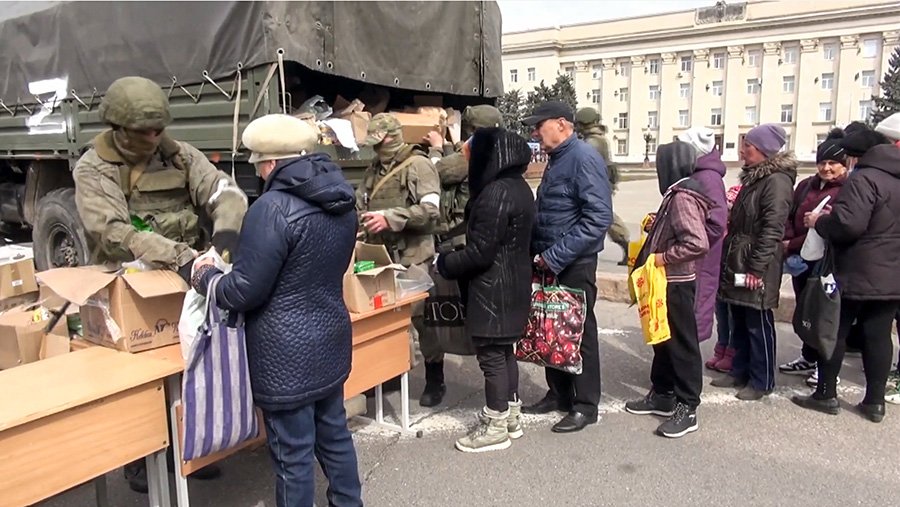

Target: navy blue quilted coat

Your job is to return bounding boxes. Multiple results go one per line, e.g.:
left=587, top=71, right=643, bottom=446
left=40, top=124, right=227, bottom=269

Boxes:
left=197, top=154, right=358, bottom=412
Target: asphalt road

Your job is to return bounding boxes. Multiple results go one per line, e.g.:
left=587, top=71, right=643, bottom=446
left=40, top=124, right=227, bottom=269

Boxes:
left=40, top=300, right=900, bottom=507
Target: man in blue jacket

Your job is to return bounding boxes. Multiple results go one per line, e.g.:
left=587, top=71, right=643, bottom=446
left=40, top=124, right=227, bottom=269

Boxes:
left=522, top=101, right=613, bottom=433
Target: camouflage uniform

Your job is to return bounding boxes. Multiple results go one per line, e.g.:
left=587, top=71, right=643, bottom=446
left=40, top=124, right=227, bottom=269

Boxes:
left=575, top=107, right=630, bottom=263
left=358, top=113, right=443, bottom=385
left=73, top=77, right=247, bottom=272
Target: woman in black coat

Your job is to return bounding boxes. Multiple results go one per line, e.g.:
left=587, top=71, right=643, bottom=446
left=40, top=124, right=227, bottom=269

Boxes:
left=437, top=127, right=535, bottom=453
left=793, top=129, right=900, bottom=423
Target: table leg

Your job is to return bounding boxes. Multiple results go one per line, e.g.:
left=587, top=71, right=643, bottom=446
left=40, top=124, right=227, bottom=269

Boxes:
left=167, top=374, right=191, bottom=507
left=400, top=372, right=410, bottom=431
left=375, top=384, right=384, bottom=424
left=146, top=448, right=170, bottom=507
left=93, top=476, right=109, bottom=507
left=352, top=376, right=420, bottom=437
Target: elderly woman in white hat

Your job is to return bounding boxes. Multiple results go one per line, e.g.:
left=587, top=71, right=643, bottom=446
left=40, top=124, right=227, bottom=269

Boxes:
left=193, top=114, right=363, bottom=507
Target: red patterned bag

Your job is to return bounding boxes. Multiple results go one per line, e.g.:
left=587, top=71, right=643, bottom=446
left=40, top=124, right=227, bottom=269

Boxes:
left=515, top=268, right=586, bottom=374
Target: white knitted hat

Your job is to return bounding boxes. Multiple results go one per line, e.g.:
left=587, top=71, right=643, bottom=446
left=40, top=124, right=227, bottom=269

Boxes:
left=677, top=127, right=716, bottom=157
left=875, top=112, right=900, bottom=142
left=242, top=114, right=319, bottom=163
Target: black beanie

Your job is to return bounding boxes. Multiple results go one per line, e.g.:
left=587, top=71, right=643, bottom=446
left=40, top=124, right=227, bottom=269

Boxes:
left=816, top=128, right=846, bottom=164
left=840, top=128, right=891, bottom=158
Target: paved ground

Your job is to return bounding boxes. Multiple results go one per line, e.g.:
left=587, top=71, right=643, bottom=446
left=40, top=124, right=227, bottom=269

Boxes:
left=42, top=299, right=900, bottom=507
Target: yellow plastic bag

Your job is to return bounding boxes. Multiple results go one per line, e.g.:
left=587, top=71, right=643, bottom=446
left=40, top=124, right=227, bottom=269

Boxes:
left=629, top=255, right=671, bottom=345
left=627, top=214, right=654, bottom=303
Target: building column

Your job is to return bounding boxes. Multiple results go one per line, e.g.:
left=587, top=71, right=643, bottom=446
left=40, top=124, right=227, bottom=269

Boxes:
left=627, top=55, right=649, bottom=163
left=573, top=60, right=592, bottom=110
left=758, top=42, right=781, bottom=124
left=722, top=45, right=744, bottom=162
left=836, top=35, right=860, bottom=127
left=658, top=52, right=679, bottom=144
left=600, top=58, right=617, bottom=134
left=689, top=49, right=710, bottom=128
left=793, top=39, right=820, bottom=156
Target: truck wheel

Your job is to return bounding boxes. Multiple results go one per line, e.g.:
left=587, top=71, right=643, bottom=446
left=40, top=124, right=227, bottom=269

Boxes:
left=33, top=188, right=92, bottom=270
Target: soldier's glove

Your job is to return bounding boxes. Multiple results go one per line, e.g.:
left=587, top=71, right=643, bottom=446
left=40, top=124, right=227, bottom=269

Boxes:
left=177, top=262, right=193, bottom=284
left=211, top=230, right=240, bottom=263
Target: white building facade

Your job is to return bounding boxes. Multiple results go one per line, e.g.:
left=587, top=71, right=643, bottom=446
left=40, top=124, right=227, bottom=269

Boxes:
left=502, top=0, right=900, bottom=163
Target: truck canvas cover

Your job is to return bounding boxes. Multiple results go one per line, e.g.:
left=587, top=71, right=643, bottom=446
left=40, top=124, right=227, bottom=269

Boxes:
left=0, top=0, right=502, bottom=104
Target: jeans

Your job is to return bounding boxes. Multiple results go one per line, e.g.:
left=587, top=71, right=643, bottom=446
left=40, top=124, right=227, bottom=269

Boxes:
left=650, top=282, right=702, bottom=408
left=714, top=300, right=732, bottom=348
left=476, top=343, right=519, bottom=412
left=545, top=257, right=601, bottom=417
left=262, top=387, right=362, bottom=507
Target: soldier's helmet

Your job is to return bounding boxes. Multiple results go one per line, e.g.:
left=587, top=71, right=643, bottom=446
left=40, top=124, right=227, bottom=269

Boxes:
left=99, top=77, right=172, bottom=130
left=364, top=113, right=403, bottom=145
left=462, top=105, right=504, bottom=131
left=574, top=107, right=601, bottom=126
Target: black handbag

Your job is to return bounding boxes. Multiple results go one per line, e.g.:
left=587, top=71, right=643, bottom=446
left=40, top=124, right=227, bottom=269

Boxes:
left=423, top=268, right=476, bottom=356
left=792, top=247, right=841, bottom=361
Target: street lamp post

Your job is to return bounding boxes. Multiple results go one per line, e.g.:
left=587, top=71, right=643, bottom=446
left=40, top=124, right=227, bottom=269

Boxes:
left=643, top=126, right=653, bottom=168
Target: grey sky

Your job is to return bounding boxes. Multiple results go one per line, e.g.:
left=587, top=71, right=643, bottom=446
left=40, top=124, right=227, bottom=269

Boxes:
left=498, top=0, right=718, bottom=33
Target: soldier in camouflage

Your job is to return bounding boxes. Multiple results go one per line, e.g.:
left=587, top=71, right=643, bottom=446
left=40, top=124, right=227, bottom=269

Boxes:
left=357, top=113, right=445, bottom=406
left=575, top=107, right=630, bottom=265
left=73, top=77, right=247, bottom=281
left=72, top=76, right=246, bottom=493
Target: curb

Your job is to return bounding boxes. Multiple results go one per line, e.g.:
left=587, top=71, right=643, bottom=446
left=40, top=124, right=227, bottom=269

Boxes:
left=596, top=270, right=797, bottom=324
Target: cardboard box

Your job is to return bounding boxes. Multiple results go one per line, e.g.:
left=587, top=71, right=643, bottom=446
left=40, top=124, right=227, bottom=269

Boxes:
left=343, top=111, right=372, bottom=145
left=37, top=267, right=188, bottom=353
left=343, top=243, right=405, bottom=313
left=0, top=304, right=68, bottom=369
left=0, top=245, right=38, bottom=307
left=391, top=112, right=447, bottom=144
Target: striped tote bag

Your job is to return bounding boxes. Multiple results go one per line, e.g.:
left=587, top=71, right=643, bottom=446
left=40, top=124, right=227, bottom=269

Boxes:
left=181, top=274, right=259, bottom=461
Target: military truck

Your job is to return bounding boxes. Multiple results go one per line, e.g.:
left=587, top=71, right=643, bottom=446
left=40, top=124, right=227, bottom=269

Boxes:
left=0, top=1, right=502, bottom=269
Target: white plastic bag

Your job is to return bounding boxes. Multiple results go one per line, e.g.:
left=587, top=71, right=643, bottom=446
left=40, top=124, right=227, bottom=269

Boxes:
left=800, top=196, right=832, bottom=262
left=178, top=248, right=231, bottom=361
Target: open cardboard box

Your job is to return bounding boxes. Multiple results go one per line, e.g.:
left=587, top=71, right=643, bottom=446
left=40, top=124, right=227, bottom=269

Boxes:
left=0, top=245, right=39, bottom=310
left=343, top=243, right=405, bottom=314
left=0, top=303, right=69, bottom=369
left=37, top=267, right=188, bottom=353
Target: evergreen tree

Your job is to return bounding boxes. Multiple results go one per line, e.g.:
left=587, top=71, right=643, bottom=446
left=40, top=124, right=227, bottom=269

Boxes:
left=524, top=79, right=555, bottom=117
left=550, top=74, right=578, bottom=113
left=497, top=89, right=525, bottom=137
left=872, top=45, right=900, bottom=125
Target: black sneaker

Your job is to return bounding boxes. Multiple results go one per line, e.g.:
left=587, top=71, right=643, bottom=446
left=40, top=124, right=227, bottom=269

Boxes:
left=625, top=390, right=676, bottom=416
left=656, top=403, right=698, bottom=438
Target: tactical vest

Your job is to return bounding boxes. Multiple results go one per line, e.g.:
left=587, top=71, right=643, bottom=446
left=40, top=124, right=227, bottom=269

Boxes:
left=93, top=131, right=202, bottom=249
left=362, top=147, right=434, bottom=266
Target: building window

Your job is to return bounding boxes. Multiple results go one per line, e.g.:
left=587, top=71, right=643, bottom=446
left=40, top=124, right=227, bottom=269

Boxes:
left=617, top=113, right=629, bottom=130
left=821, top=73, right=834, bottom=90
left=747, top=50, right=761, bottom=67
left=649, top=85, right=660, bottom=100
left=591, top=64, right=601, bottom=79
left=781, top=104, right=794, bottom=123
left=713, top=52, right=725, bottom=69
left=616, top=138, right=628, bottom=156
left=564, top=66, right=575, bottom=78
left=527, top=67, right=536, bottom=81
left=745, top=79, right=760, bottom=95
left=648, top=111, right=659, bottom=128
left=861, top=70, right=876, bottom=88
left=591, top=89, right=601, bottom=104
left=859, top=100, right=873, bottom=121
left=823, top=43, right=837, bottom=61
left=784, top=135, right=791, bottom=151
left=862, top=38, right=878, bottom=58
left=680, top=83, right=691, bottom=98
left=816, top=133, right=827, bottom=146
left=819, top=102, right=833, bottom=122
left=745, top=106, right=758, bottom=125
left=648, top=138, right=658, bottom=155
left=783, top=76, right=795, bottom=93
left=783, top=46, right=798, bottom=64
left=680, top=56, right=693, bottom=73
left=678, top=110, right=689, bottom=127
left=509, top=69, right=518, bottom=83
left=711, top=80, right=723, bottom=96
left=618, top=88, right=629, bottom=102
left=618, top=62, right=630, bottom=77
left=648, top=58, right=660, bottom=74
left=710, top=108, right=723, bottom=126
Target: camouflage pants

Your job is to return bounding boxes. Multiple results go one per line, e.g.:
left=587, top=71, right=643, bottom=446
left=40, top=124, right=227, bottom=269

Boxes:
left=409, top=261, right=444, bottom=367
left=608, top=213, right=630, bottom=250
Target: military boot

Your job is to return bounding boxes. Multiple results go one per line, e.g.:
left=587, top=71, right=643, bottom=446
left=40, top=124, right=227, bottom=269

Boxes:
left=419, top=361, right=446, bottom=407
left=456, top=408, right=511, bottom=453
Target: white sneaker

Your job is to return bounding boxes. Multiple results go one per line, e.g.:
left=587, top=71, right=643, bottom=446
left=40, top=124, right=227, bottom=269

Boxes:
left=806, top=370, right=840, bottom=387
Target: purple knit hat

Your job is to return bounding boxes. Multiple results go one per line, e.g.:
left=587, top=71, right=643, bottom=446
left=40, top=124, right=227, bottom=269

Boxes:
left=745, top=123, right=787, bottom=158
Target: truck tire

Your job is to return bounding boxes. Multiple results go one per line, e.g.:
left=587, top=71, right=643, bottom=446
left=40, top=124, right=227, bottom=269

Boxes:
left=33, top=188, right=92, bottom=270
